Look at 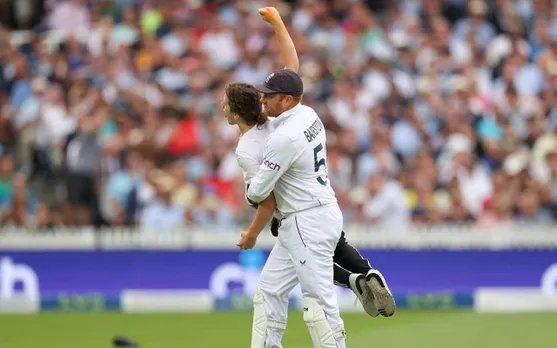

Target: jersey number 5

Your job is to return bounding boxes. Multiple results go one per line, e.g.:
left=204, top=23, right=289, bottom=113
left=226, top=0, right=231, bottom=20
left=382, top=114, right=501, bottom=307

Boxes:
left=313, top=143, right=328, bottom=186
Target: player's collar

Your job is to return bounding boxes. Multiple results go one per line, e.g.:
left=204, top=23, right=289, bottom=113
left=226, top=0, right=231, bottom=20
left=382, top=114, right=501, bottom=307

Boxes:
left=273, top=103, right=302, bottom=126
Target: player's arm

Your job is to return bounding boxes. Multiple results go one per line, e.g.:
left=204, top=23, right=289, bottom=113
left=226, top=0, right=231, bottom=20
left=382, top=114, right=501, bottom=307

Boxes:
left=236, top=150, right=278, bottom=249
left=246, top=133, right=295, bottom=204
left=237, top=191, right=277, bottom=249
left=259, top=7, right=299, bottom=72
left=237, top=150, right=278, bottom=231
left=246, top=191, right=276, bottom=238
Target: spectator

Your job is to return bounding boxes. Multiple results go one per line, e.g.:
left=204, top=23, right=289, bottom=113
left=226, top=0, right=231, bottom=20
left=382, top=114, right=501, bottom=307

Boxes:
left=516, top=189, right=554, bottom=224
left=48, top=0, right=90, bottom=34
left=100, top=150, right=142, bottom=225
left=477, top=193, right=515, bottom=227
left=140, top=171, right=186, bottom=232
left=13, top=76, right=46, bottom=173
left=0, top=0, right=555, bottom=230
left=446, top=198, right=475, bottom=224
left=8, top=53, right=32, bottom=107
left=452, top=0, right=495, bottom=49
left=438, top=133, right=493, bottom=216
left=35, top=83, right=76, bottom=179
left=2, top=172, right=38, bottom=227
left=62, top=107, right=103, bottom=225
left=0, top=154, right=14, bottom=208
left=363, top=172, right=410, bottom=228
left=167, top=159, right=197, bottom=210
left=30, top=202, right=54, bottom=230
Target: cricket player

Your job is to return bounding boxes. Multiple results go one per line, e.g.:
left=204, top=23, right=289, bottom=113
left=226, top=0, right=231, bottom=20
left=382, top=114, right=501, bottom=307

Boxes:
left=228, top=7, right=392, bottom=348
left=223, top=81, right=395, bottom=319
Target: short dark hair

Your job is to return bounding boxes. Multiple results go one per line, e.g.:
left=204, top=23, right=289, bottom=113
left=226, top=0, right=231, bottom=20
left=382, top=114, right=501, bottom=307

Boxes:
left=225, top=83, right=267, bottom=126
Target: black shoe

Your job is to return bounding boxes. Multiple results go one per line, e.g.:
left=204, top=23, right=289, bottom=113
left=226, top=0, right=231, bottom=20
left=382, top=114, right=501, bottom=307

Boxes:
left=113, top=336, right=138, bottom=347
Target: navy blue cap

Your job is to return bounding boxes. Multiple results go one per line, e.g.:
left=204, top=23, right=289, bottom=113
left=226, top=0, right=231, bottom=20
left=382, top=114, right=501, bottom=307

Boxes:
left=254, top=69, right=304, bottom=96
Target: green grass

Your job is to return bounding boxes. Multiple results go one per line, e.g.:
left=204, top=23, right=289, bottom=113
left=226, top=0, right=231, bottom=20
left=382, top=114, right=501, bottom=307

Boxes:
left=0, top=311, right=555, bottom=347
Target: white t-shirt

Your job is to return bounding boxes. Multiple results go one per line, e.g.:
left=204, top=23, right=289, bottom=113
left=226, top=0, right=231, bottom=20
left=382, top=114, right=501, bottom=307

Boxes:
left=36, top=104, right=76, bottom=148
left=246, top=104, right=337, bottom=215
left=363, top=181, right=410, bottom=229
left=235, top=120, right=280, bottom=219
left=236, top=121, right=273, bottom=186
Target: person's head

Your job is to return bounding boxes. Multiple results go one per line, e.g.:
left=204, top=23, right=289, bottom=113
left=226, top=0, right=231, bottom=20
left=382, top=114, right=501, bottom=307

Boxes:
left=492, top=168, right=507, bottom=192
left=254, top=69, right=304, bottom=117
left=47, top=83, right=65, bottom=105
left=534, top=18, right=549, bottom=42
left=168, top=159, right=187, bottom=184
left=35, top=203, right=50, bottom=226
left=518, top=189, right=540, bottom=217
left=102, top=135, right=122, bottom=156
left=125, top=151, right=143, bottom=172
left=222, top=83, right=266, bottom=127
left=453, top=150, right=472, bottom=168
left=122, top=5, right=138, bottom=24
left=12, top=172, right=27, bottom=192
left=153, top=171, right=176, bottom=204
left=31, top=77, right=47, bottom=97
left=492, top=193, right=513, bottom=217
left=0, top=155, right=14, bottom=177
left=468, top=0, right=488, bottom=22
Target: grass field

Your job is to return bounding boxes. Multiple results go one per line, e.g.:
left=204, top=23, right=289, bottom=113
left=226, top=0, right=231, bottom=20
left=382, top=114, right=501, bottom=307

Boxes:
left=0, top=311, right=555, bottom=347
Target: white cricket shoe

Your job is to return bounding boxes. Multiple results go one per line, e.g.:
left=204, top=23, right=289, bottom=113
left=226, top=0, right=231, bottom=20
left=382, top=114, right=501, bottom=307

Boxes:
left=348, top=273, right=379, bottom=317
left=365, top=269, right=396, bottom=317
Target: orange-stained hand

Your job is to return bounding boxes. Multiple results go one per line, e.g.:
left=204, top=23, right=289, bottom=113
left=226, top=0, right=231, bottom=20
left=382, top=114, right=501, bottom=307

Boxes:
left=258, top=7, right=282, bottom=25
left=237, top=231, right=257, bottom=250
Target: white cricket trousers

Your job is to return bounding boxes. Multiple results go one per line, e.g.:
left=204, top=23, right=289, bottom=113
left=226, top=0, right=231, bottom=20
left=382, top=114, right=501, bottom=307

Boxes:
left=258, top=203, right=345, bottom=348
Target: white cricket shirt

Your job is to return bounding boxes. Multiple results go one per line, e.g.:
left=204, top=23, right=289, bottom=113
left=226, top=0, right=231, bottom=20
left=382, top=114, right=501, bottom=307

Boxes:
left=236, top=120, right=273, bottom=186
left=246, top=103, right=337, bottom=215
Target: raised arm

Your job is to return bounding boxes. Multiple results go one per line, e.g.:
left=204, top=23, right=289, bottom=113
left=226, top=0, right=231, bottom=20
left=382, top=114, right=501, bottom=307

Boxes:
left=259, top=7, right=299, bottom=73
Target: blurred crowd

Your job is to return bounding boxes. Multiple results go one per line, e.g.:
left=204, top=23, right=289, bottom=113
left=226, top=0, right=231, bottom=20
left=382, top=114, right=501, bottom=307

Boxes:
left=0, top=0, right=556, bottom=232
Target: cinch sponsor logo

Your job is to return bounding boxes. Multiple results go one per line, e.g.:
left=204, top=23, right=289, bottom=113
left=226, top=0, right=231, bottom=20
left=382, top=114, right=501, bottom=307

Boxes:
left=0, top=257, right=39, bottom=300
left=264, top=160, right=281, bottom=171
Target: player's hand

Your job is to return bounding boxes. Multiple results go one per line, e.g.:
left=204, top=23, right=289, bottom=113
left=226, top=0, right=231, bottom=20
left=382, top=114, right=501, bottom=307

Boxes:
left=258, top=7, right=282, bottom=25
left=237, top=231, right=257, bottom=250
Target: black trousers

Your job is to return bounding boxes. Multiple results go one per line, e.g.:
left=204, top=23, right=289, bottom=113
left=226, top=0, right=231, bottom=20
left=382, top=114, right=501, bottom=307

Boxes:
left=333, top=231, right=373, bottom=288
left=271, top=218, right=372, bottom=288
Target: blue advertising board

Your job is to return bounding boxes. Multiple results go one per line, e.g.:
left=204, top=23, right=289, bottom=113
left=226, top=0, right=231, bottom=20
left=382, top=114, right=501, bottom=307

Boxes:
left=0, top=249, right=555, bottom=311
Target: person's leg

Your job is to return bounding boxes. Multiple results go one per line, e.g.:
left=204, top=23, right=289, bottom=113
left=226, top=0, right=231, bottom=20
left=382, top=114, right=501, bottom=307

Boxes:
left=64, top=174, right=79, bottom=225
left=332, top=230, right=373, bottom=293
left=280, top=204, right=346, bottom=348
left=253, top=242, right=298, bottom=348
left=79, top=175, right=96, bottom=226
left=334, top=231, right=396, bottom=317
left=332, top=231, right=377, bottom=317
left=16, top=128, right=35, bottom=174
left=333, top=264, right=351, bottom=289
left=334, top=231, right=373, bottom=277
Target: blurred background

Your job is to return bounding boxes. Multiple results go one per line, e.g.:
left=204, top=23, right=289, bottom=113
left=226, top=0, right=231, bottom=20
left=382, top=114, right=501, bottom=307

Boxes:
left=0, top=0, right=556, bottom=230
left=0, top=0, right=556, bottom=347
